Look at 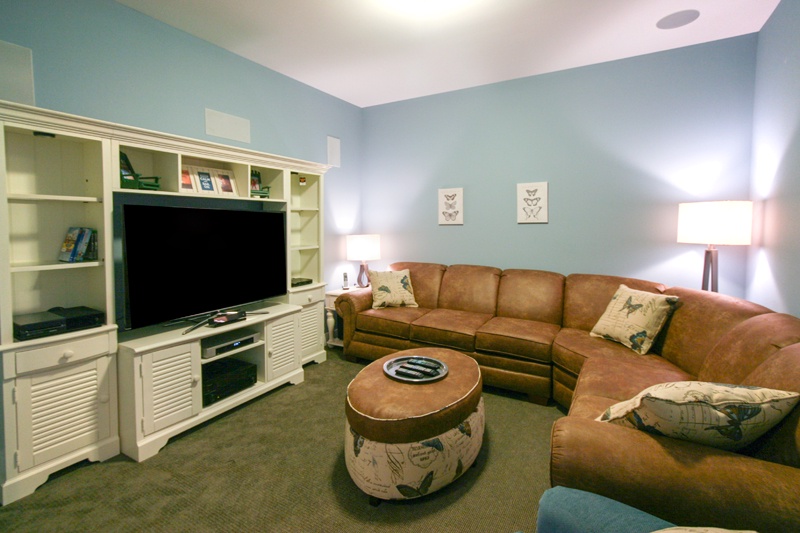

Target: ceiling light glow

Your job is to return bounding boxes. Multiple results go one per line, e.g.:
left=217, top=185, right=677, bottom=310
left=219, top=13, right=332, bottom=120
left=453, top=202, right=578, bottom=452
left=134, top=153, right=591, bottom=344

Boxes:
left=378, top=0, right=481, bottom=20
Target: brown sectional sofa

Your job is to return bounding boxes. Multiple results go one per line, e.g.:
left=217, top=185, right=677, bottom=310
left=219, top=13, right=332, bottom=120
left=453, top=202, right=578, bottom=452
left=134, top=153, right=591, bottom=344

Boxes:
left=335, top=261, right=800, bottom=531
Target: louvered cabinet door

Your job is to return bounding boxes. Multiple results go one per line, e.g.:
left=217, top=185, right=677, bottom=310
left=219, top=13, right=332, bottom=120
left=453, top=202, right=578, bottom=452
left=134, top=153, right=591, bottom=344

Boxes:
left=298, top=301, right=324, bottom=361
left=15, top=356, right=113, bottom=471
left=267, top=314, right=300, bottom=381
left=141, top=344, right=201, bottom=435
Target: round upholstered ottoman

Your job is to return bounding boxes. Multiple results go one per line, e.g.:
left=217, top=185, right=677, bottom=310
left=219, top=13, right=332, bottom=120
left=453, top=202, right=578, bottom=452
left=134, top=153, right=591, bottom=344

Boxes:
left=344, top=347, right=484, bottom=502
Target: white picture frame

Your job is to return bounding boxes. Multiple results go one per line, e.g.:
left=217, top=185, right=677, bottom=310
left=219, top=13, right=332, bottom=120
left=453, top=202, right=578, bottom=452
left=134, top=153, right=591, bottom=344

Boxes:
left=517, top=182, right=548, bottom=223
left=195, top=167, right=217, bottom=194
left=179, top=166, right=198, bottom=193
left=438, top=187, right=463, bottom=225
left=214, top=169, right=238, bottom=196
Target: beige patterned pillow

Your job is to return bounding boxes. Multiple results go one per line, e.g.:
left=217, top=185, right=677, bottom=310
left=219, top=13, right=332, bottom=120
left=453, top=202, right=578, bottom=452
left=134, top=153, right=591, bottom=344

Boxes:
left=369, top=269, right=418, bottom=309
left=598, top=381, right=800, bottom=451
left=590, top=284, right=678, bottom=354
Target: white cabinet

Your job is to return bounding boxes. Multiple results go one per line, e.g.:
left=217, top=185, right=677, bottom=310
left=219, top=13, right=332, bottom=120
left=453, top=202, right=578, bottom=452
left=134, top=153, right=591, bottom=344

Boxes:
left=0, top=102, right=118, bottom=506
left=141, top=344, right=202, bottom=436
left=267, top=313, right=302, bottom=380
left=0, top=100, right=329, bottom=499
left=118, top=304, right=302, bottom=462
left=287, top=285, right=326, bottom=365
left=1, top=329, right=119, bottom=505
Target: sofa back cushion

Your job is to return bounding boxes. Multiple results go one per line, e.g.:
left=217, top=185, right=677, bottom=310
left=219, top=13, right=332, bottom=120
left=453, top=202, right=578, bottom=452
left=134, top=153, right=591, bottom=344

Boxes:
left=741, top=342, right=800, bottom=468
left=562, top=274, right=667, bottom=332
left=496, top=269, right=565, bottom=325
left=658, top=287, right=772, bottom=376
left=389, top=262, right=447, bottom=310
left=698, top=313, right=800, bottom=384
left=437, top=264, right=502, bottom=315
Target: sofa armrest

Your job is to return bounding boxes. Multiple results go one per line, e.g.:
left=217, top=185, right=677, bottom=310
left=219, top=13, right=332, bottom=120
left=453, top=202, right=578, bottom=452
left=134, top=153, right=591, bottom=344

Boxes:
left=550, top=417, right=800, bottom=533
left=335, top=288, right=373, bottom=348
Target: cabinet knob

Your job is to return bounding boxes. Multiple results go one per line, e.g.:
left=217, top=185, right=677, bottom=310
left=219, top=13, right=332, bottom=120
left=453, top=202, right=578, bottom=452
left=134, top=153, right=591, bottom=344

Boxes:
left=192, top=375, right=200, bottom=384
left=62, top=350, right=75, bottom=360
left=307, top=295, right=312, bottom=303
left=99, top=395, right=109, bottom=404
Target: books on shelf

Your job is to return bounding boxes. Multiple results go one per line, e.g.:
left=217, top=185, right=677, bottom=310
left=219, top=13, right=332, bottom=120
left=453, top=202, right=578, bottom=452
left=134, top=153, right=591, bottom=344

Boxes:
left=58, top=227, right=96, bottom=263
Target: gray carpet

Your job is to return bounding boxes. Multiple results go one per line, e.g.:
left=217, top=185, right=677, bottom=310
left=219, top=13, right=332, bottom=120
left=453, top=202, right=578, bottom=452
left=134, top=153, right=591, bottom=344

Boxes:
left=0, top=350, right=564, bottom=532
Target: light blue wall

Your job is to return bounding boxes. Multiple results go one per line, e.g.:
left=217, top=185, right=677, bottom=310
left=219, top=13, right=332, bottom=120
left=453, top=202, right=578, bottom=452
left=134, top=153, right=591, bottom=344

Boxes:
left=361, top=38, right=757, bottom=297
left=0, top=0, right=363, bottom=287
left=748, top=0, right=800, bottom=316
left=4, top=0, right=796, bottom=307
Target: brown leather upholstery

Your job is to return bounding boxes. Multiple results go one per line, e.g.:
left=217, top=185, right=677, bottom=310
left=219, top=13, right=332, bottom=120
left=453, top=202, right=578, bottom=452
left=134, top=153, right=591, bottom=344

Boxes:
left=561, top=274, right=666, bottom=331
left=336, top=261, right=800, bottom=529
left=659, top=286, right=772, bottom=375
left=345, top=348, right=482, bottom=443
left=389, top=262, right=447, bottom=309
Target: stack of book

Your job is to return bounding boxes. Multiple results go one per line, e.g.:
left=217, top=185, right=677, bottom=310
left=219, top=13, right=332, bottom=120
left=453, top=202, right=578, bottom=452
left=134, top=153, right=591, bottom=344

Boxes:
left=58, top=227, right=98, bottom=263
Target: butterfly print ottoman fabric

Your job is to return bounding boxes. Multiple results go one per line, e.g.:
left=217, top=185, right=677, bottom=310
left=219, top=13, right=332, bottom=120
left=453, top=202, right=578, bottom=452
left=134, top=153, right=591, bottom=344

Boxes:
left=344, top=348, right=484, bottom=500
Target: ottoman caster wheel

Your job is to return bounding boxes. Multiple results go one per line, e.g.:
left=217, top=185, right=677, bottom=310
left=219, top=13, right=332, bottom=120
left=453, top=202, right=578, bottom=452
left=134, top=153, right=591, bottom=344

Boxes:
left=369, top=496, right=382, bottom=507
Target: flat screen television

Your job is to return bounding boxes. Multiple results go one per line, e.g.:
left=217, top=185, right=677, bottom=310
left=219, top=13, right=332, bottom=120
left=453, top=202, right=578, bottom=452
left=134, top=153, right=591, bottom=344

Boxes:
left=120, top=204, right=287, bottom=331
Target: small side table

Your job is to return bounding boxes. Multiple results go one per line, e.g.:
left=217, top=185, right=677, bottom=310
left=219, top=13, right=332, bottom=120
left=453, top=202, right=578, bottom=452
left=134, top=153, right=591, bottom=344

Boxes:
left=325, top=288, right=351, bottom=347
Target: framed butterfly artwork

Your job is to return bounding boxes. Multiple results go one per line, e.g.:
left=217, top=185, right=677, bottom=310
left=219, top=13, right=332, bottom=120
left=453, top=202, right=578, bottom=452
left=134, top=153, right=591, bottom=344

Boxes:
left=438, top=187, right=463, bottom=225
left=517, top=182, right=548, bottom=223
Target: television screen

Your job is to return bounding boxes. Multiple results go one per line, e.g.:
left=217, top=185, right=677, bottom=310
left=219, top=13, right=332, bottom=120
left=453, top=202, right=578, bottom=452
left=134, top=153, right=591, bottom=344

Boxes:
left=121, top=204, right=287, bottom=330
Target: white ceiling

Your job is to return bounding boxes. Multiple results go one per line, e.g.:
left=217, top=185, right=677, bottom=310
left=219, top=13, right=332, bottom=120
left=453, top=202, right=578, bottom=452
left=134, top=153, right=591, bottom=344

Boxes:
left=116, top=0, right=781, bottom=108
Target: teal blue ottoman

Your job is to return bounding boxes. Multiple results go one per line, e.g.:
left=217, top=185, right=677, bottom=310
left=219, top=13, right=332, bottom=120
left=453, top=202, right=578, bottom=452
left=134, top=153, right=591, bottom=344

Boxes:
left=536, top=487, right=675, bottom=533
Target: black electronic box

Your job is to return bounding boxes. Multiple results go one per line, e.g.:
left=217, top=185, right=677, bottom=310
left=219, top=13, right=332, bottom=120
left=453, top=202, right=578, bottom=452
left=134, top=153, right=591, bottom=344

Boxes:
left=202, top=358, right=257, bottom=407
left=13, top=311, right=67, bottom=341
left=49, top=306, right=105, bottom=332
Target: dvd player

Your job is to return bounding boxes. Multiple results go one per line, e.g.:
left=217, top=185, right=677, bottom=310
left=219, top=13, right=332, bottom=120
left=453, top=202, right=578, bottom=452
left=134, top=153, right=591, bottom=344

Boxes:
left=202, top=329, right=260, bottom=359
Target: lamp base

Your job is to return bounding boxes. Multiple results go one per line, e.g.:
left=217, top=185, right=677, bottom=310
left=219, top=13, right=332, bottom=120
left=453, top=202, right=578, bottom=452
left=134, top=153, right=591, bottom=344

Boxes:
left=701, top=246, right=719, bottom=292
left=356, top=262, right=370, bottom=288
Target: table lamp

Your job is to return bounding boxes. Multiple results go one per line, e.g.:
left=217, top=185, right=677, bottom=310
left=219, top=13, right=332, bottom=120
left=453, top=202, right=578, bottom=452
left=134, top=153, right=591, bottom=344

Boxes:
left=677, top=201, right=753, bottom=292
left=346, top=234, right=381, bottom=288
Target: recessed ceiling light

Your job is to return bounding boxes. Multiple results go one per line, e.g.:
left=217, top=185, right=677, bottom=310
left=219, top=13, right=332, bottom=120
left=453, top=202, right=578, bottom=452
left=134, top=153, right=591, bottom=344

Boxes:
left=657, top=9, right=701, bottom=30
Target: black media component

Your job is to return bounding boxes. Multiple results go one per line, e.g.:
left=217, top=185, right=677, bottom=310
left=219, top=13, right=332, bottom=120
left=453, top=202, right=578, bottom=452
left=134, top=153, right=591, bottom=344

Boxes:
left=201, top=358, right=257, bottom=407
left=13, top=311, right=67, bottom=341
left=48, top=306, right=105, bottom=332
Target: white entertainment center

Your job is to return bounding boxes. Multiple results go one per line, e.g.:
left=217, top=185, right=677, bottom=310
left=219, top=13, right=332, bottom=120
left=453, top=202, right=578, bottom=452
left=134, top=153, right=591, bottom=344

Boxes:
left=0, top=101, right=329, bottom=503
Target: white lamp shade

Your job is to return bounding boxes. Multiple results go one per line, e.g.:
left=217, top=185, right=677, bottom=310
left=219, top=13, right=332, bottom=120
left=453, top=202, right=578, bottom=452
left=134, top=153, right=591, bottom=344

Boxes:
left=677, top=201, right=753, bottom=245
left=346, top=234, right=381, bottom=261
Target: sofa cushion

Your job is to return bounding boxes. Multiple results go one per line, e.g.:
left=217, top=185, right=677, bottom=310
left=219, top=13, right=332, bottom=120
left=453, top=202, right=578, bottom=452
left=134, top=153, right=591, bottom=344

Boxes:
left=437, top=264, right=501, bottom=315
left=741, top=342, right=800, bottom=468
left=598, top=381, right=800, bottom=451
left=357, top=307, right=432, bottom=339
left=552, top=328, right=666, bottom=382
left=410, top=308, right=493, bottom=352
left=590, top=284, right=678, bottom=354
left=496, top=269, right=565, bottom=324
left=562, top=274, right=668, bottom=332
left=571, top=357, right=693, bottom=410
left=475, top=317, right=559, bottom=364
left=368, top=269, right=418, bottom=308
left=389, top=262, right=447, bottom=310
left=658, top=287, right=772, bottom=376
left=698, top=313, right=800, bottom=384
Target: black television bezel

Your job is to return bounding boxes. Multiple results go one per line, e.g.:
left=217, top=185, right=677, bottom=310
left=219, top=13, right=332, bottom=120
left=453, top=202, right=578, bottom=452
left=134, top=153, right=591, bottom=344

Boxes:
left=114, top=195, right=287, bottom=332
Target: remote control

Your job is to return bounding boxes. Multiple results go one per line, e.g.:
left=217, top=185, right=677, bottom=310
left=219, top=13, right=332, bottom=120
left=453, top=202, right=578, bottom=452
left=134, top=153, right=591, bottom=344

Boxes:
left=408, top=359, right=440, bottom=370
left=404, top=364, right=438, bottom=376
left=395, top=368, right=424, bottom=379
